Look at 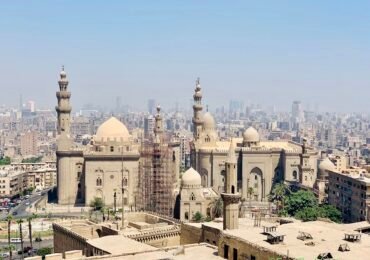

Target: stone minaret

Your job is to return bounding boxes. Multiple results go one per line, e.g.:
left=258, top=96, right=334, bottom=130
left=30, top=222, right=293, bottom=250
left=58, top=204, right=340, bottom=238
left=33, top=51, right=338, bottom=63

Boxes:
left=56, top=66, right=72, bottom=135
left=221, top=139, right=241, bottom=230
left=192, top=78, right=203, bottom=141
left=154, top=105, right=163, bottom=142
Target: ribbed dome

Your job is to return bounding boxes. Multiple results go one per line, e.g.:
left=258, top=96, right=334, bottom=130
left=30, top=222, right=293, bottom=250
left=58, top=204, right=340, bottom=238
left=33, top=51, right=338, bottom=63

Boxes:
left=95, top=117, right=130, bottom=142
left=203, top=112, right=216, bottom=130
left=243, top=127, right=260, bottom=143
left=182, top=167, right=201, bottom=187
left=319, top=158, right=335, bottom=172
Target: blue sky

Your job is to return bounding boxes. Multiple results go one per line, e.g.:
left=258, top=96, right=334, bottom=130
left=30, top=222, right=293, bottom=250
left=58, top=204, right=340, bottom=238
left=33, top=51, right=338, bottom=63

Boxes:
left=1, top=1, right=370, bottom=112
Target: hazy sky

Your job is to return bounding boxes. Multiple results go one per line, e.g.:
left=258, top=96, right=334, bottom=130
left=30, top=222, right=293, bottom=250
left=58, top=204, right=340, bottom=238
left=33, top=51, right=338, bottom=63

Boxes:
left=1, top=1, right=370, bottom=112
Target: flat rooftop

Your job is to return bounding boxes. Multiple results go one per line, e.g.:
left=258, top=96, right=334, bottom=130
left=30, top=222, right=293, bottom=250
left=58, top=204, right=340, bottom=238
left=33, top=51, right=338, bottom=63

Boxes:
left=187, top=218, right=370, bottom=260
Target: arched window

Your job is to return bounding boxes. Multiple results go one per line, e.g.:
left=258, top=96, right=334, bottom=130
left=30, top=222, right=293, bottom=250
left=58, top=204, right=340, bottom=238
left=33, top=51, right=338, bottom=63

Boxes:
left=190, top=192, right=196, bottom=201
left=96, top=177, right=102, bottom=186
left=231, top=185, right=235, bottom=194
left=292, top=170, right=298, bottom=180
left=110, top=146, right=114, bottom=152
left=185, top=212, right=189, bottom=220
left=122, top=177, right=128, bottom=187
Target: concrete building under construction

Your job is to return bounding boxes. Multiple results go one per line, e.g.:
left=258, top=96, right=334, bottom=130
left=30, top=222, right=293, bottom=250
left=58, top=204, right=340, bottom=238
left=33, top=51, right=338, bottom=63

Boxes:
left=137, top=106, right=180, bottom=217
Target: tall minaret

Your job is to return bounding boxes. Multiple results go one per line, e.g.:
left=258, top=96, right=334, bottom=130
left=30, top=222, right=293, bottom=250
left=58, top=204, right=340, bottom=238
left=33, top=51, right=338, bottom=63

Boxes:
left=56, top=66, right=72, bottom=135
left=154, top=105, right=164, bottom=142
left=192, top=78, right=203, bottom=141
left=221, top=139, right=241, bottom=230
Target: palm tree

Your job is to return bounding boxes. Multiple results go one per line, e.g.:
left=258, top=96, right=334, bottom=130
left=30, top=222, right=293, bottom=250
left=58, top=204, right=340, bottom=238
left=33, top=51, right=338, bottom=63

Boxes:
left=269, top=183, right=290, bottom=215
left=209, top=197, right=223, bottom=219
left=6, top=215, right=13, bottom=260
left=27, top=213, right=37, bottom=252
left=16, top=219, right=24, bottom=258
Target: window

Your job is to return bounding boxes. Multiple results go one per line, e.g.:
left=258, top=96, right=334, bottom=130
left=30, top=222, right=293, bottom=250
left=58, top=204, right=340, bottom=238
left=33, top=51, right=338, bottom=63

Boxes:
left=96, top=177, right=102, bottom=186
left=231, top=185, right=235, bottom=194
left=185, top=212, right=189, bottom=220
left=110, top=146, right=114, bottom=152
left=190, top=192, right=196, bottom=201
left=122, top=178, right=128, bottom=187
left=293, top=170, right=298, bottom=180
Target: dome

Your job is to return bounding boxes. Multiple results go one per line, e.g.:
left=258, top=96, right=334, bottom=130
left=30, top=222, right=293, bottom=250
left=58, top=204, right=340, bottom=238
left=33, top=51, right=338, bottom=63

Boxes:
left=182, top=167, right=201, bottom=187
left=243, top=127, right=260, bottom=143
left=203, top=112, right=216, bottom=130
left=95, top=117, right=130, bottom=142
left=319, top=158, right=335, bottom=172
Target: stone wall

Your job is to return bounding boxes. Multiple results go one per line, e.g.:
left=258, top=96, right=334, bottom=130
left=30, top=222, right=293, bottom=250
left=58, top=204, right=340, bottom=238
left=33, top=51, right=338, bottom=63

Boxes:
left=180, top=223, right=202, bottom=244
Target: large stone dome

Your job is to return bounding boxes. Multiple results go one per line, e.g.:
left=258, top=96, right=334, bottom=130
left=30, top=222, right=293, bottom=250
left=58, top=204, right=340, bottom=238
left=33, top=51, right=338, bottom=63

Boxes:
left=203, top=112, right=216, bottom=130
left=243, top=127, right=260, bottom=143
left=182, top=167, right=201, bottom=188
left=319, top=158, right=335, bottom=172
left=95, top=117, right=130, bottom=142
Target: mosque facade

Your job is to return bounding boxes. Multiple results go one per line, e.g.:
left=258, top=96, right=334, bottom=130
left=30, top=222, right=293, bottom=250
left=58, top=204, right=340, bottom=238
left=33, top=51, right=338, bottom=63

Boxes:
left=190, top=80, right=319, bottom=202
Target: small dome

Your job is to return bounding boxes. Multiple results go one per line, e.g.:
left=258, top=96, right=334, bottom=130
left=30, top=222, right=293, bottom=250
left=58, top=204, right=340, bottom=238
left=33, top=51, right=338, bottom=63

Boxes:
left=319, top=158, right=335, bottom=172
left=243, top=127, right=260, bottom=143
left=203, top=112, right=215, bottom=130
left=95, top=117, right=130, bottom=142
left=182, top=167, right=201, bottom=187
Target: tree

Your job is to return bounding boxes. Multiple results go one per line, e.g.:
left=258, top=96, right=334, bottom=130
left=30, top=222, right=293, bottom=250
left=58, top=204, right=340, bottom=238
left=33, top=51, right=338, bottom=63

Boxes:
left=27, top=213, right=38, bottom=252
left=285, top=190, right=317, bottom=216
left=6, top=215, right=13, bottom=260
left=317, top=204, right=342, bottom=223
left=89, top=197, right=104, bottom=211
left=269, top=183, right=291, bottom=215
left=36, top=247, right=52, bottom=257
left=209, top=197, right=223, bottom=219
left=16, top=219, right=24, bottom=258
left=193, top=211, right=203, bottom=222
left=0, top=156, right=11, bottom=165
left=295, top=207, right=318, bottom=222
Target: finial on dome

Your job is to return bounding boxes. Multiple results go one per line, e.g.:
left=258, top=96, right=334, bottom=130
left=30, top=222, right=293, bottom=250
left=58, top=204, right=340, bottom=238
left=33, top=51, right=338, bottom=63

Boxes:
left=196, top=77, right=200, bottom=86
left=156, top=105, right=161, bottom=114
left=60, top=65, right=67, bottom=78
left=206, top=104, right=209, bottom=112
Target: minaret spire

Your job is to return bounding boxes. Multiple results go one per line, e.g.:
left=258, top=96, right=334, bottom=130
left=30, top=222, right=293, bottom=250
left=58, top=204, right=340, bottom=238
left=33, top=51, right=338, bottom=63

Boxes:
left=56, top=66, right=72, bottom=135
left=221, top=138, right=241, bottom=230
left=192, top=77, right=203, bottom=141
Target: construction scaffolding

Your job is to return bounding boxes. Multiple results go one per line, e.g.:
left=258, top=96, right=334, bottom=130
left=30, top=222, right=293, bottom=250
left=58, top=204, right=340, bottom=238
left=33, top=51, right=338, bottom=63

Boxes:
left=137, top=135, right=176, bottom=217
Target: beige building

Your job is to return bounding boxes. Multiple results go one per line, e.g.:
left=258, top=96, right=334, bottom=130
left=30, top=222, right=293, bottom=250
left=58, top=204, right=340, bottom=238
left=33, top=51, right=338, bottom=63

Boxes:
left=0, top=167, right=27, bottom=198
left=328, top=167, right=370, bottom=223
left=190, top=80, right=318, bottom=202
left=20, top=130, right=38, bottom=157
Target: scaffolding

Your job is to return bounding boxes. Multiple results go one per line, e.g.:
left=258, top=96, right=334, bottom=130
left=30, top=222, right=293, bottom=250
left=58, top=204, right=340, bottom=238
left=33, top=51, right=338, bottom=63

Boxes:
left=137, top=135, right=176, bottom=217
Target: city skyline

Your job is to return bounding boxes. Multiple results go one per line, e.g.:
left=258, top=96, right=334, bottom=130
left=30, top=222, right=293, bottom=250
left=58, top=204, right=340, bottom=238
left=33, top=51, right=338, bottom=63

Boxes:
left=1, top=1, right=370, bottom=112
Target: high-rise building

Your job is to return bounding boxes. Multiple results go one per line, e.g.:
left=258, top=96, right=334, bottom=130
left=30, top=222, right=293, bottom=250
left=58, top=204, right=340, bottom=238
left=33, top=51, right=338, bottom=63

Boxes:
left=20, top=130, right=38, bottom=156
left=147, top=99, right=156, bottom=115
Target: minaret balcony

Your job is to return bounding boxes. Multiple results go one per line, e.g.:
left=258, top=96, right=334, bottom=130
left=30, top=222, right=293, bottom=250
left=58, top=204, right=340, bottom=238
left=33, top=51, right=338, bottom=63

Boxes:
left=56, top=91, right=71, bottom=98
left=55, top=105, right=72, bottom=113
left=221, top=193, right=241, bottom=204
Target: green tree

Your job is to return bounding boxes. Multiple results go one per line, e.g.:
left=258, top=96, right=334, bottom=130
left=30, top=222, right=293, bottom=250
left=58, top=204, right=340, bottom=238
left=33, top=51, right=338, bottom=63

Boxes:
left=36, top=247, right=52, bottom=257
left=90, top=197, right=104, bottom=211
left=5, top=215, right=13, bottom=260
left=0, top=156, right=11, bottom=165
left=317, top=204, right=342, bottom=223
left=269, top=183, right=290, bottom=215
left=193, top=211, right=203, bottom=222
left=285, top=190, right=317, bottom=216
left=295, top=207, right=318, bottom=221
left=209, top=197, right=223, bottom=219
left=16, top=219, right=24, bottom=258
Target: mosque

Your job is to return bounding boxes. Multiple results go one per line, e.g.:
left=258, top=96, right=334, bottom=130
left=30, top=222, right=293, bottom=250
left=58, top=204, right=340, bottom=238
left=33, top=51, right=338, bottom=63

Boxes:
left=189, top=79, right=319, bottom=202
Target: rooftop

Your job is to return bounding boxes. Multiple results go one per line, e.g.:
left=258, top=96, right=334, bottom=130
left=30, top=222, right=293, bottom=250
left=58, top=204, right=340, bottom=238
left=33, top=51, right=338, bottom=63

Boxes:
left=187, top=218, right=370, bottom=260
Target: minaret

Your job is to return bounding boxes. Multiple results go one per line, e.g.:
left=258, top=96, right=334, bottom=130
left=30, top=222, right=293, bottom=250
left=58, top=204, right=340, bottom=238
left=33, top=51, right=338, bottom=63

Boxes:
left=221, top=139, right=241, bottom=230
left=192, top=78, right=203, bottom=141
left=56, top=66, right=72, bottom=135
left=154, top=105, right=164, bottom=142
left=300, top=137, right=312, bottom=185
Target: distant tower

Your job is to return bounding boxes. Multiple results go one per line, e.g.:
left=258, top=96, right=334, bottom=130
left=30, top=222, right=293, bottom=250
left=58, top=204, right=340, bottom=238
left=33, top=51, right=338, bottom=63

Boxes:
left=192, top=78, right=203, bottom=141
left=56, top=66, right=72, bottom=135
left=221, top=139, right=240, bottom=230
left=154, top=105, right=164, bottom=140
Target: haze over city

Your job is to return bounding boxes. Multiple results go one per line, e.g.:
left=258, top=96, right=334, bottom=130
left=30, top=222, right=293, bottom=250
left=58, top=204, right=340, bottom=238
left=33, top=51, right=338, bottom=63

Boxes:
left=1, top=1, right=370, bottom=112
